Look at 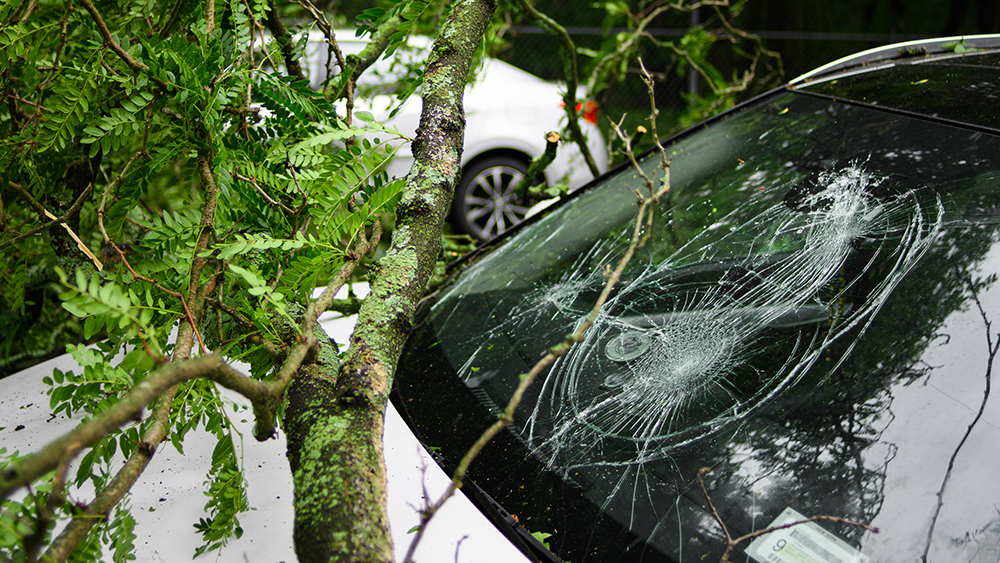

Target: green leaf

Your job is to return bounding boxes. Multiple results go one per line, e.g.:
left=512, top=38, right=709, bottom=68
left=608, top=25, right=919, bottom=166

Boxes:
left=530, top=531, right=553, bottom=548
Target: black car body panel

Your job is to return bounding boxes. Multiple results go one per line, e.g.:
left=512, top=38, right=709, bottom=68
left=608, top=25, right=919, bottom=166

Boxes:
left=393, top=36, right=1000, bottom=563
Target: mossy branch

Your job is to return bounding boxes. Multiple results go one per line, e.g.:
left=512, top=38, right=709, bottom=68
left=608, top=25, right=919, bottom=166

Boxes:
left=282, top=1, right=500, bottom=561
left=513, top=130, right=559, bottom=200
left=515, top=0, right=600, bottom=178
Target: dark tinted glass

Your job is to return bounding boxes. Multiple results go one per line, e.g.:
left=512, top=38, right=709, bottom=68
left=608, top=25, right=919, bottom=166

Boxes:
left=799, top=51, right=1000, bottom=130
left=396, top=91, right=1000, bottom=562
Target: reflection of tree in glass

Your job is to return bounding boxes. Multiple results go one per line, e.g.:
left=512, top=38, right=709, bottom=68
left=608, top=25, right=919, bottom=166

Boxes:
left=678, top=217, right=1000, bottom=561
left=524, top=164, right=943, bottom=473
left=637, top=108, right=812, bottom=266
left=948, top=509, right=1000, bottom=562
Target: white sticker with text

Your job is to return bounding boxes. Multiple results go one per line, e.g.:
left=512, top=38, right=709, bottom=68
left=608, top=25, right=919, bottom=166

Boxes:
left=746, top=507, right=870, bottom=563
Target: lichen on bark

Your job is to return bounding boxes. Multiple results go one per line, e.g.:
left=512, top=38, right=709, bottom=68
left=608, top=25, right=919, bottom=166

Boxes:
left=285, top=358, right=391, bottom=563
left=282, top=1, right=499, bottom=561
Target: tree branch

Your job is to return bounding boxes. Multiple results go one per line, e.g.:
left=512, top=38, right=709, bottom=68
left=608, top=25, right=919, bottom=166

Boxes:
left=6, top=180, right=102, bottom=269
left=0, top=355, right=272, bottom=502
left=331, top=12, right=405, bottom=102
left=204, top=0, right=215, bottom=34
left=77, top=0, right=149, bottom=73
left=283, top=2, right=499, bottom=561
left=586, top=3, right=670, bottom=96
left=0, top=180, right=91, bottom=253
left=404, top=56, right=674, bottom=560
left=263, top=0, right=304, bottom=80
left=233, top=172, right=297, bottom=214
left=513, top=131, right=559, bottom=200
left=515, top=0, right=600, bottom=177
left=158, top=0, right=186, bottom=38
left=44, top=380, right=180, bottom=563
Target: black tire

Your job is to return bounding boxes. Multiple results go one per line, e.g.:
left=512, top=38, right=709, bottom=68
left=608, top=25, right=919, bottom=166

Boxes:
left=451, top=157, right=533, bottom=241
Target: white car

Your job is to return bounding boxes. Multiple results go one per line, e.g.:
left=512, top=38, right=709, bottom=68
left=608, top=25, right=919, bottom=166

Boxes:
left=303, top=31, right=608, bottom=241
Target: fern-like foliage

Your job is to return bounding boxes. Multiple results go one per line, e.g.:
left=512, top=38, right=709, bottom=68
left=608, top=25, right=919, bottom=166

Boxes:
left=82, top=91, right=155, bottom=155
left=1, top=0, right=425, bottom=558
left=355, top=0, right=429, bottom=52
left=193, top=433, right=249, bottom=556
left=36, top=78, right=100, bottom=152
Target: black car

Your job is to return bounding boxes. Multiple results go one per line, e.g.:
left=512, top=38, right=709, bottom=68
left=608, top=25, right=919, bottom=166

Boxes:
left=393, top=36, right=1000, bottom=563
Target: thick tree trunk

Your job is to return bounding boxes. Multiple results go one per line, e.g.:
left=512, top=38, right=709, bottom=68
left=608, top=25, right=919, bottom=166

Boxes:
left=285, top=356, right=392, bottom=563
left=283, top=1, right=499, bottom=561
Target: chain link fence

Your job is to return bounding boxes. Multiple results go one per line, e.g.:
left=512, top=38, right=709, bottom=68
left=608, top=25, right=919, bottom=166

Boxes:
left=485, top=1, right=999, bottom=141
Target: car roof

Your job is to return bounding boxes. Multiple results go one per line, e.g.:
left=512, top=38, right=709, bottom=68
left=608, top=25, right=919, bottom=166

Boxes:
left=787, top=37, right=1000, bottom=134
left=790, top=33, right=1000, bottom=85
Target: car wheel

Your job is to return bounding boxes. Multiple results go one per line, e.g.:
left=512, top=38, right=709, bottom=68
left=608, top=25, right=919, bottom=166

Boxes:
left=452, top=157, right=533, bottom=241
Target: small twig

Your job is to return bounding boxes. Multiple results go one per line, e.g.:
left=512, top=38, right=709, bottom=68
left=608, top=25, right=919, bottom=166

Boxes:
left=11, top=0, right=38, bottom=23
left=92, top=152, right=207, bottom=355
left=178, top=150, right=224, bottom=357
left=711, top=4, right=784, bottom=82
left=453, top=534, right=469, bottom=563
left=210, top=298, right=259, bottom=333
left=141, top=98, right=156, bottom=158
left=921, top=279, right=997, bottom=562
left=696, top=468, right=733, bottom=546
left=0, top=181, right=91, bottom=252
left=77, top=0, right=149, bottom=73
left=284, top=161, right=310, bottom=214
left=515, top=0, right=599, bottom=178
left=305, top=222, right=381, bottom=336
left=21, top=484, right=50, bottom=563
left=0, top=355, right=271, bottom=501
left=7, top=180, right=102, bottom=269
left=25, top=438, right=79, bottom=563
left=208, top=298, right=287, bottom=359
left=233, top=172, right=296, bottom=214
left=290, top=0, right=348, bottom=100
left=101, top=235, right=201, bottom=355
left=4, top=93, right=49, bottom=111
left=584, top=1, right=690, bottom=100
left=263, top=0, right=303, bottom=80
left=25, top=0, right=73, bottom=128
left=158, top=0, right=185, bottom=37
left=330, top=12, right=405, bottom=102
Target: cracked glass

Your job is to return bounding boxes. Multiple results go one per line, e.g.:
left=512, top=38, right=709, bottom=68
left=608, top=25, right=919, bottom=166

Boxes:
left=396, top=90, right=1000, bottom=562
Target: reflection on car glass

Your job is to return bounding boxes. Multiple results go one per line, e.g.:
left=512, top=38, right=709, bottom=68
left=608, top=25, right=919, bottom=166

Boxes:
left=460, top=164, right=943, bottom=469
left=444, top=162, right=943, bottom=555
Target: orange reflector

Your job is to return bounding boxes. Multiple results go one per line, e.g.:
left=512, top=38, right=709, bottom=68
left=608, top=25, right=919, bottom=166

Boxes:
left=559, top=100, right=601, bottom=126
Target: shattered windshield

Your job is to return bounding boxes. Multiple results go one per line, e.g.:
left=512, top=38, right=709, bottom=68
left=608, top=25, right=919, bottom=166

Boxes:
left=395, top=91, right=1000, bottom=562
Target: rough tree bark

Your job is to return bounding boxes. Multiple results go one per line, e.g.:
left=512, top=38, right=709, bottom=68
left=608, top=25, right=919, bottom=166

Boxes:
left=282, top=1, right=498, bottom=561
